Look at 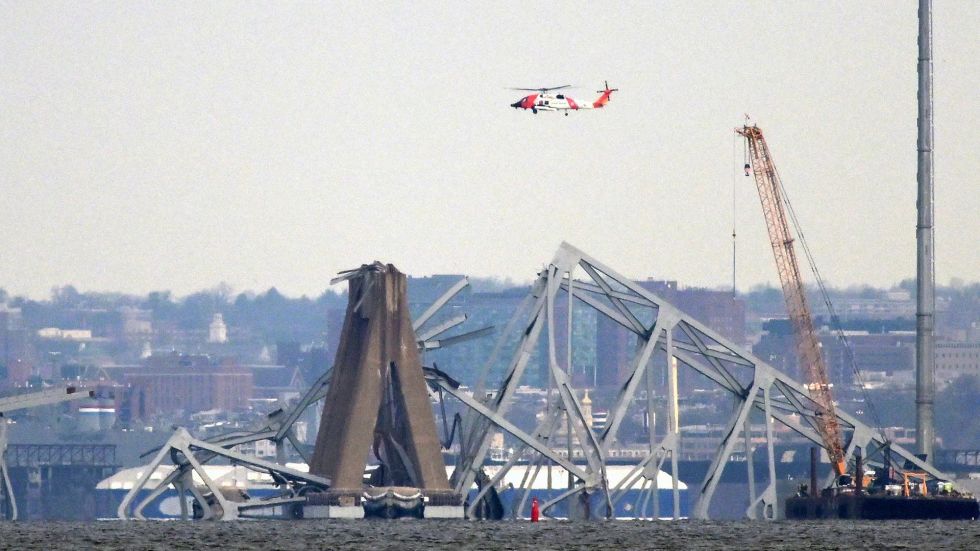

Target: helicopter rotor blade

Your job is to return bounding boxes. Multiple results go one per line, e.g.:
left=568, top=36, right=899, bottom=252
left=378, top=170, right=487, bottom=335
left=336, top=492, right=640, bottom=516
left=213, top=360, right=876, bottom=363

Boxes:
left=508, top=84, right=572, bottom=93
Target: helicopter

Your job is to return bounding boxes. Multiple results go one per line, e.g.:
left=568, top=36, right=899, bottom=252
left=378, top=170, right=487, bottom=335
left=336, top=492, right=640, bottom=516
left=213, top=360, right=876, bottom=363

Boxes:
left=509, top=82, right=618, bottom=115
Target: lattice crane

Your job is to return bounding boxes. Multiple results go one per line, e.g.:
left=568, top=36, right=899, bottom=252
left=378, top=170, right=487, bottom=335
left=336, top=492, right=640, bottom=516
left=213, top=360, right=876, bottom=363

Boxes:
left=737, top=124, right=847, bottom=477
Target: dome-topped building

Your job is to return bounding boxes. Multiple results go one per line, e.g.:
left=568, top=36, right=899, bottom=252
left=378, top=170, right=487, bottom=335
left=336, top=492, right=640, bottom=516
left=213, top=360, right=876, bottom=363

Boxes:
left=208, top=313, right=228, bottom=344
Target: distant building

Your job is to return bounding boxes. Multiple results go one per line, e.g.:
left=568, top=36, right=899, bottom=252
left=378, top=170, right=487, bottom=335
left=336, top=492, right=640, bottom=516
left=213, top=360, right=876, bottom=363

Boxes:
left=37, top=328, right=93, bottom=340
left=822, top=332, right=916, bottom=385
left=631, top=280, right=746, bottom=345
left=857, top=369, right=914, bottom=390
left=591, top=409, right=608, bottom=432
left=118, top=307, right=153, bottom=339
left=120, top=353, right=252, bottom=419
left=208, top=314, right=228, bottom=344
left=247, top=364, right=304, bottom=401
left=753, top=319, right=915, bottom=386
left=275, top=341, right=303, bottom=367
left=305, top=345, right=332, bottom=386
left=0, top=306, right=31, bottom=386
left=679, top=422, right=810, bottom=461
left=595, top=314, right=635, bottom=389
left=818, top=291, right=916, bottom=321
left=935, top=342, right=980, bottom=389
left=324, top=306, right=346, bottom=363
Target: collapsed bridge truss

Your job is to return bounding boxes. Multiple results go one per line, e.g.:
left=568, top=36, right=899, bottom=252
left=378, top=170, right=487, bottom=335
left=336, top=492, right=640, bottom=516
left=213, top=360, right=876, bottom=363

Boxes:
left=118, top=272, right=489, bottom=521
left=442, top=242, right=945, bottom=520
left=117, top=244, right=947, bottom=521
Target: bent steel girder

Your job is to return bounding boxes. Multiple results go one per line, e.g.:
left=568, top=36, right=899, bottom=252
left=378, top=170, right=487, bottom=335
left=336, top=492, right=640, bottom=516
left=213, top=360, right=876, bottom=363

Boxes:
left=0, top=387, right=93, bottom=521
left=452, top=277, right=553, bottom=497
left=450, top=243, right=950, bottom=520
left=451, top=245, right=684, bottom=518
left=120, top=276, right=479, bottom=521
left=118, top=428, right=329, bottom=521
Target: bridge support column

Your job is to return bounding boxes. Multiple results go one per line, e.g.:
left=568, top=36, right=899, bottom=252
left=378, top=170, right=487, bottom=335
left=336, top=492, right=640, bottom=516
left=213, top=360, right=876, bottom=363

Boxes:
left=746, top=386, right=778, bottom=520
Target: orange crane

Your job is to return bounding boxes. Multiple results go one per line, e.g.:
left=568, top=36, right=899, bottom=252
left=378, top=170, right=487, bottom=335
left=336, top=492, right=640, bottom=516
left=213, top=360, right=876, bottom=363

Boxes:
left=737, top=124, right=847, bottom=478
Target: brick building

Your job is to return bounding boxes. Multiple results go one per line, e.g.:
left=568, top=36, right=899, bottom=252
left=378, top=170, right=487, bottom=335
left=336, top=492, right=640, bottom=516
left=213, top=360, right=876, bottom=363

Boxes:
left=120, top=353, right=252, bottom=419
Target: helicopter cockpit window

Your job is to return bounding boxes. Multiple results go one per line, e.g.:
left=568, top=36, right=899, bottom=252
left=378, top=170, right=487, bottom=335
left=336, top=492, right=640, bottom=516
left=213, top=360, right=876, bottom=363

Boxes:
left=556, top=94, right=565, bottom=99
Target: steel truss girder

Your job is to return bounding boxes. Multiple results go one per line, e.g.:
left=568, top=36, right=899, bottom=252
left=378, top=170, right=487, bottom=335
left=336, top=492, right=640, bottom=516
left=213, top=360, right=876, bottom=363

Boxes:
left=452, top=276, right=553, bottom=497
left=413, top=277, right=469, bottom=332
left=432, top=378, right=588, bottom=481
left=694, top=374, right=768, bottom=519
left=745, top=386, right=778, bottom=520
left=451, top=243, right=950, bottom=521
left=118, top=428, right=329, bottom=521
left=451, top=245, right=686, bottom=519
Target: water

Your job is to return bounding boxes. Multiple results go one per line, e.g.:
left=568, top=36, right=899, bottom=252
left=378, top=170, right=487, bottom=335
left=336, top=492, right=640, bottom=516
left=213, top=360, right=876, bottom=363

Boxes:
left=1, top=520, right=979, bottom=550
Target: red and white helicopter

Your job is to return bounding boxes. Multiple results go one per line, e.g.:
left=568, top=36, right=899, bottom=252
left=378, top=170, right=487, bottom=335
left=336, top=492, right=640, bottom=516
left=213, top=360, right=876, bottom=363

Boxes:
left=509, top=82, right=618, bottom=115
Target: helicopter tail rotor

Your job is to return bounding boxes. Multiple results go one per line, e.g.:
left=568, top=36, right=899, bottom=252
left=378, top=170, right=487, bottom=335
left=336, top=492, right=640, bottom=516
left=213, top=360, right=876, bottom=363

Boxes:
left=596, top=80, right=619, bottom=94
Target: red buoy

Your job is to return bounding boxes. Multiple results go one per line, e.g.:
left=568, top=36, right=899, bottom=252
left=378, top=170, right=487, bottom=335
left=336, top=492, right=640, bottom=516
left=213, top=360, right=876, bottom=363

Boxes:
left=530, top=497, right=540, bottom=522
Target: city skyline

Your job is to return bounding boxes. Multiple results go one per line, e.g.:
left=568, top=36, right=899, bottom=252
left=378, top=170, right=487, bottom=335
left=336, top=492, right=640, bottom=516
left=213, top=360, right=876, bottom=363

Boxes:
left=2, top=2, right=978, bottom=300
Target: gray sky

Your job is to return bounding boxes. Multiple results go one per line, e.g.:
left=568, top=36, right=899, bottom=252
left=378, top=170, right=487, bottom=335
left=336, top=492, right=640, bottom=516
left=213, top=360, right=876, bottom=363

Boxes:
left=1, top=1, right=977, bottom=299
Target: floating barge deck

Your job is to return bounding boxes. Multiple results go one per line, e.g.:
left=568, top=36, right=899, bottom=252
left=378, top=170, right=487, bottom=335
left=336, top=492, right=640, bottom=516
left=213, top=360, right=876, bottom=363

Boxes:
left=785, top=494, right=979, bottom=520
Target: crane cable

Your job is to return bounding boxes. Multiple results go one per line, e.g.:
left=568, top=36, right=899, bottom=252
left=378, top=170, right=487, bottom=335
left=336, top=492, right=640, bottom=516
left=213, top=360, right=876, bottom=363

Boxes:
left=766, top=159, right=885, bottom=436
left=732, top=133, right=739, bottom=298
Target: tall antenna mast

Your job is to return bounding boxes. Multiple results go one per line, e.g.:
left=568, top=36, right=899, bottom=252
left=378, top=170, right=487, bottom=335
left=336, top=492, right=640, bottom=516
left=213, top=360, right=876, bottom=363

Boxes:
left=915, top=0, right=936, bottom=459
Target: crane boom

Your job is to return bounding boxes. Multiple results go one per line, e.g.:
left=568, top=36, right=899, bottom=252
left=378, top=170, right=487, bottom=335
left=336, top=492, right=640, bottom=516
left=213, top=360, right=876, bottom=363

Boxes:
left=737, top=124, right=847, bottom=477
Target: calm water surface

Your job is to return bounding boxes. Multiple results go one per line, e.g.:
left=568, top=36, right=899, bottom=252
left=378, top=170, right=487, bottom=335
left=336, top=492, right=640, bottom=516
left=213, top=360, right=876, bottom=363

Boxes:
left=1, top=519, right=978, bottom=550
